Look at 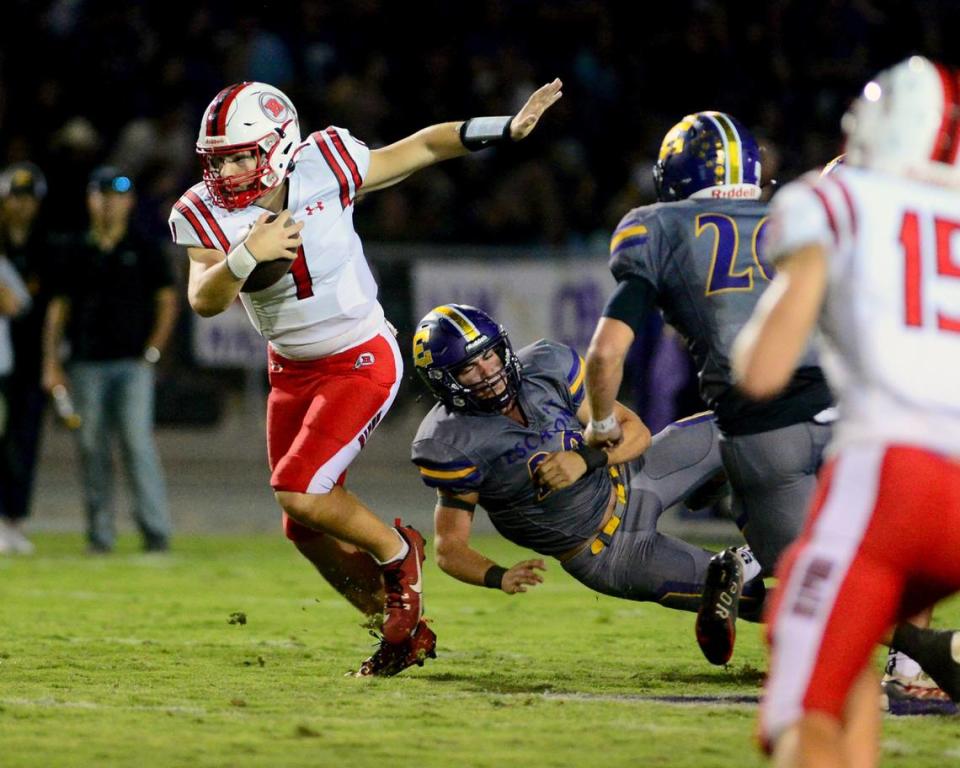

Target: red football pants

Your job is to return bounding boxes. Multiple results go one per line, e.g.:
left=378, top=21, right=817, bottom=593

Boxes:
left=266, top=329, right=402, bottom=542
left=760, top=443, right=960, bottom=747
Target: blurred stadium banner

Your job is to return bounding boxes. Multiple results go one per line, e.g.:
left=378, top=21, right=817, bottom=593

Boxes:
left=412, top=256, right=613, bottom=353
left=192, top=301, right=267, bottom=369
left=189, top=250, right=614, bottom=369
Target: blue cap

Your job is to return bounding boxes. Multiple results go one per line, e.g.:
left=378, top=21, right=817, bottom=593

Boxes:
left=88, top=166, right=134, bottom=194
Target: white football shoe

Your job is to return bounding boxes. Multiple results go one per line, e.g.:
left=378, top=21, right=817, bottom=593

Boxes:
left=0, top=520, right=34, bottom=555
left=881, top=668, right=956, bottom=715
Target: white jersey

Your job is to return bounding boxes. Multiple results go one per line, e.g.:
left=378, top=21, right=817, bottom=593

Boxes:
left=169, top=127, right=384, bottom=359
left=768, top=165, right=960, bottom=456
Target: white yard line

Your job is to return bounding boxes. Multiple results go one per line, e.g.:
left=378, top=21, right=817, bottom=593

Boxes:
left=0, top=697, right=207, bottom=715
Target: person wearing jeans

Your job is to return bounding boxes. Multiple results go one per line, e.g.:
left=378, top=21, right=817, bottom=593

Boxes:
left=43, top=166, right=177, bottom=552
left=69, top=359, right=169, bottom=551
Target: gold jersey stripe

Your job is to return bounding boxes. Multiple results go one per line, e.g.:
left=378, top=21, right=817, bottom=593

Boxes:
left=419, top=465, right=478, bottom=480
left=609, top=225, right=648, bottom=253
left=569, top=356, right=586, bottom=395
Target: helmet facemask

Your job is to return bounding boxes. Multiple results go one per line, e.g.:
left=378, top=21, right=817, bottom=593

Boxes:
left=422, top=337, right=522, bottom=414
left=198, top=122, right=297, bottom=211
left=447, top=339, right=522, bottom=413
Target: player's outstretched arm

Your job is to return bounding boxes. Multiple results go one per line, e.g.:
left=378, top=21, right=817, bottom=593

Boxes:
left=434, top=491, right=545, bottom=594
left=363, top=78, right=563, bottom=193
left=733, top=243, right=827, bottom=399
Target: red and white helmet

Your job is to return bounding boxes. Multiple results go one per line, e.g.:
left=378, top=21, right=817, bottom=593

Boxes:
left=196, top=82, right=301, bottom=210
left=842, top=56, right=960, bottom=185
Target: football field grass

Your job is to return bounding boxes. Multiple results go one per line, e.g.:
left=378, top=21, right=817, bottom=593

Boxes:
left=2, top=534, right=959, bottom=767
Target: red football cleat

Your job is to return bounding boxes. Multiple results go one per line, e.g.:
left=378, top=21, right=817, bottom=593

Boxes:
left=355, top=620, right=437, bottom=677
left=380, top=520, right=425, bottom=644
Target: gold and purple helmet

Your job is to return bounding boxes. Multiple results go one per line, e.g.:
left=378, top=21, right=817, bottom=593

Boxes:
left=413, top=304, right=522, bottom=413
left=653, top=111, right=762, bottom=202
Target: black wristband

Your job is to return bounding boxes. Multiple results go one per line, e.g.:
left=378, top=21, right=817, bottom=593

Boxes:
left=483, top=565, right=508, bottom=589
left=575, top=442, right=609, bottom=472
left=459, top=116, right=514, bottom=151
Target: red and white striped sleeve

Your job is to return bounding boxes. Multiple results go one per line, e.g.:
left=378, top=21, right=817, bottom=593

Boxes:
left=308, top=126, right=371, bottom=209
left=168, top=185, right=233, bottom=252
left=766, top=171, right=857, bottom=265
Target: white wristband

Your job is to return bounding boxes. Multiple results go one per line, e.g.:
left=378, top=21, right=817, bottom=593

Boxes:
left=590, top=414, right=618, bottom=433
left=225, top=243, right=258, bottom=280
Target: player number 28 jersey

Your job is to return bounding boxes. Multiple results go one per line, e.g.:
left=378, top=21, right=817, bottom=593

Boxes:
left=169, top=127, right=382, bottom=359
left=608, top=198, right=830, bottom=434
left=768, top=166, right=960, bottom=455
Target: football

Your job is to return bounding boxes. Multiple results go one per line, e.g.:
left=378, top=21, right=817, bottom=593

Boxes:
left=240, top=214, right=298, bottom=293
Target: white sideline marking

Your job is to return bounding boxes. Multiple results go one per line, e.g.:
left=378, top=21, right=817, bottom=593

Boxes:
left=540, top=692, right=758, bottom=707
left=34, top=636, right=307, bottom=649
left=1, top=697, right=206, bottom=715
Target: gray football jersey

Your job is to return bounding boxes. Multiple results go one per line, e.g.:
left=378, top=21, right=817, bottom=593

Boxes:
left=609, top=200, right=830, bottom=433
left=412, top=339, right=610, bottom=557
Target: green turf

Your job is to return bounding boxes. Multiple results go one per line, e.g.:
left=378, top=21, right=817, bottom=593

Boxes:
left=1, top=534, right=958, bottom=767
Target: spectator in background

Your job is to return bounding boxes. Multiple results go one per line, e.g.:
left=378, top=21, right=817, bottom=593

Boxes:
left=0, top=236, right=31, bottom=554
left=0, top=163, right=52, bottom=554
left=42, top=167, right=177, bottom=553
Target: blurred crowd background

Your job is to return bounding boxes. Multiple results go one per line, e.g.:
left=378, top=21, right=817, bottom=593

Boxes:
left=1, top=0, right=950, bottom=247
left=0, top=0, right=955, bottom=422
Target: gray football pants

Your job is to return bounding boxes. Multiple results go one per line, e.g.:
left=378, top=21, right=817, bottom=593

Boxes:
left=720, top=421, right=833, bottom=576
left=561, top=417, right=763, bottom=617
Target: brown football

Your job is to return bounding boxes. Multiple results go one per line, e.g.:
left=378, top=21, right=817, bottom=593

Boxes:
left=240, top=214, right=298, bottom=293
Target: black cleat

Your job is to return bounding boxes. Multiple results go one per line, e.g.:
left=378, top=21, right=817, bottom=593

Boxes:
left=696, top=547, right=743, bottom=666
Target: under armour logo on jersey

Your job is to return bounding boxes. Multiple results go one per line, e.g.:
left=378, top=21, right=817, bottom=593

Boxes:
left=354, top=352, right=376, bottom=369
left=270, top=361, right=284, bottom=373
left=305, top=201, right=324, bottom=215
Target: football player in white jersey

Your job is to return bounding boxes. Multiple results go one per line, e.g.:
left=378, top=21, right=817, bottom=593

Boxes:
left=169, top=79, right=562, bottom=675
left=820, top=155, right=952, bottom=713
left=734, top=57, right=960, bottom=767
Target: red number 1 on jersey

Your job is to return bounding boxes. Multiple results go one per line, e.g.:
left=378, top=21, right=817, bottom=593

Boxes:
left=290, top=245, right=314, bottom=299
left=899, top=211, right=960, bottom=332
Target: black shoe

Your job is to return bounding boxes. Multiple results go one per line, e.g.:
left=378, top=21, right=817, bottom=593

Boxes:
left=696, top=547, right=743, bottom=666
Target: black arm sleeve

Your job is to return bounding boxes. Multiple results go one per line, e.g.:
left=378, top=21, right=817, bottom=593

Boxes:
left=602, top=277, right=657, bottom=334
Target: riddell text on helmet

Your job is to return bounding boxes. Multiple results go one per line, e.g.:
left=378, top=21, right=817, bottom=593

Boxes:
left=710, top=187, right=758, bottom=198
